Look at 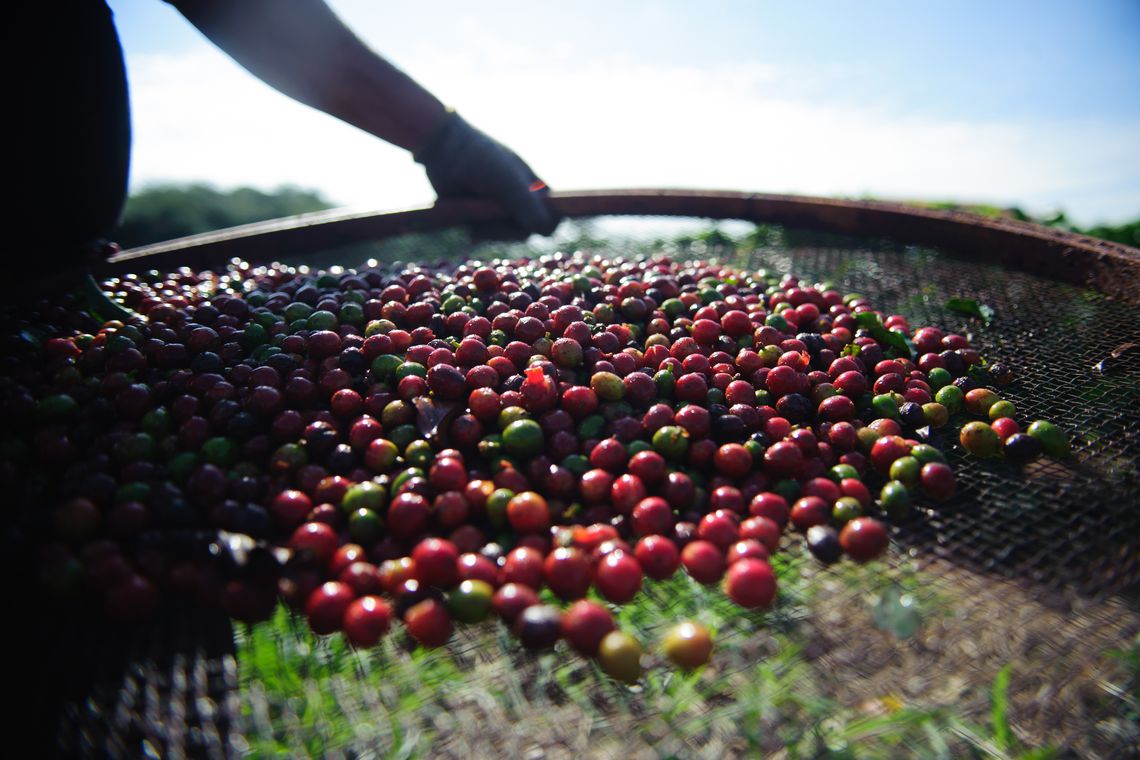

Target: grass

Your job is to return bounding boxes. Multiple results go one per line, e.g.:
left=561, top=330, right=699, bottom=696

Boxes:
left=232, top=549, right=1063, bottom=758
left=990, top=663, right=1014, bottom=752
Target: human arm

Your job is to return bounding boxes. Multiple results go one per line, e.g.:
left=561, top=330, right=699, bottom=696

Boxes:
left=168, top=0, right=444, bottom=150
left=167, top=0, right=559, bottom=235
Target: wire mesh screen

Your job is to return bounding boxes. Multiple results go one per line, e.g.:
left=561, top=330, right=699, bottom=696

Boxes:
left=737, top=238, right=1140, bottom=597
left=407, top=219, right=1140, bottom=598
left=27, top=217, right=1140, bottom=758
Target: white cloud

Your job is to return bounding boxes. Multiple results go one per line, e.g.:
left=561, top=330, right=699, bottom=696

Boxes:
left=125, top=44, right=1140, bottom=227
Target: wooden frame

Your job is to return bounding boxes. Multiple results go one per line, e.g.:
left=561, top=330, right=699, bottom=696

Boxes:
left=105, top=189, right=1140, bottom=304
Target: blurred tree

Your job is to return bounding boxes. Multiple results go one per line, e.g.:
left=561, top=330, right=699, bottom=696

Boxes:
left=905, top=201, right=1137, bottom=248
left=114, top=183, right=334, bottom=248
left=1080, top=219, right=1139, bottom=247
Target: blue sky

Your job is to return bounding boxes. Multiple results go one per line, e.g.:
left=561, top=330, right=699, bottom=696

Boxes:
left=109, top=0, right=1139, bottom=225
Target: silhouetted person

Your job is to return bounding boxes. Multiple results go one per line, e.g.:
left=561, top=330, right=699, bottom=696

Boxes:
left=16, top=0, right=559, bottom=282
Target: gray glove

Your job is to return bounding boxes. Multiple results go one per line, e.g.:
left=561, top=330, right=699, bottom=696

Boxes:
left=414, top=111, right=561, bottom=237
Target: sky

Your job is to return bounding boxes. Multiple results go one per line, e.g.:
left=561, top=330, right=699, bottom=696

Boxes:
left=109, top=0, right=1140, bottom=226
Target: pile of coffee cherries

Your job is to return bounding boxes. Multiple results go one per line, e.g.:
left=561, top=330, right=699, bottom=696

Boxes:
left=1, top=252, right=1067, bottom=681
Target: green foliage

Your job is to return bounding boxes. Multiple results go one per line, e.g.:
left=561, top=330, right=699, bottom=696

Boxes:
left=1020, top=208, right=1140, bottom=247
left=855, top=311, right=913, bottom=358
left=114, top=183, right=333, bottom=248
left=1105, top=635, right=1140, bottom=729
left=914, top=201, right=1139, bottom=247
left=945, top=297, right=996, bottom=324
left=1081, top=219, right=1140, bottom=247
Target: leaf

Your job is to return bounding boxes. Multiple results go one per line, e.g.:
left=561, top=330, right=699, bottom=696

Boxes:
left=946, top=297, right=995, bottom=324
left=82, top=273, right=137, bottom=323
left=991, top=662, right=1013, bottom=750
left=1017, top=749, right=1060, bottom=760
left=872, top=586, right=922, bottom=639
left=855, top=311, right=913, bottom=359
left=413, top=395, right=460, bottom=447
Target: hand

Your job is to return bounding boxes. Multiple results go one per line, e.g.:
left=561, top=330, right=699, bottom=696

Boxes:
left=415, top=111, right=561, bottom=237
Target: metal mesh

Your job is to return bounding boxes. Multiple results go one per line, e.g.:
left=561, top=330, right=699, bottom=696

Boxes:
left=453, top=222, right=1140, bottom=596
left=736, top=238, right=1140, bottom=597
left=31, top=603, right=240, bottom=758
left=28, top=218, right=1140, bottom=757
